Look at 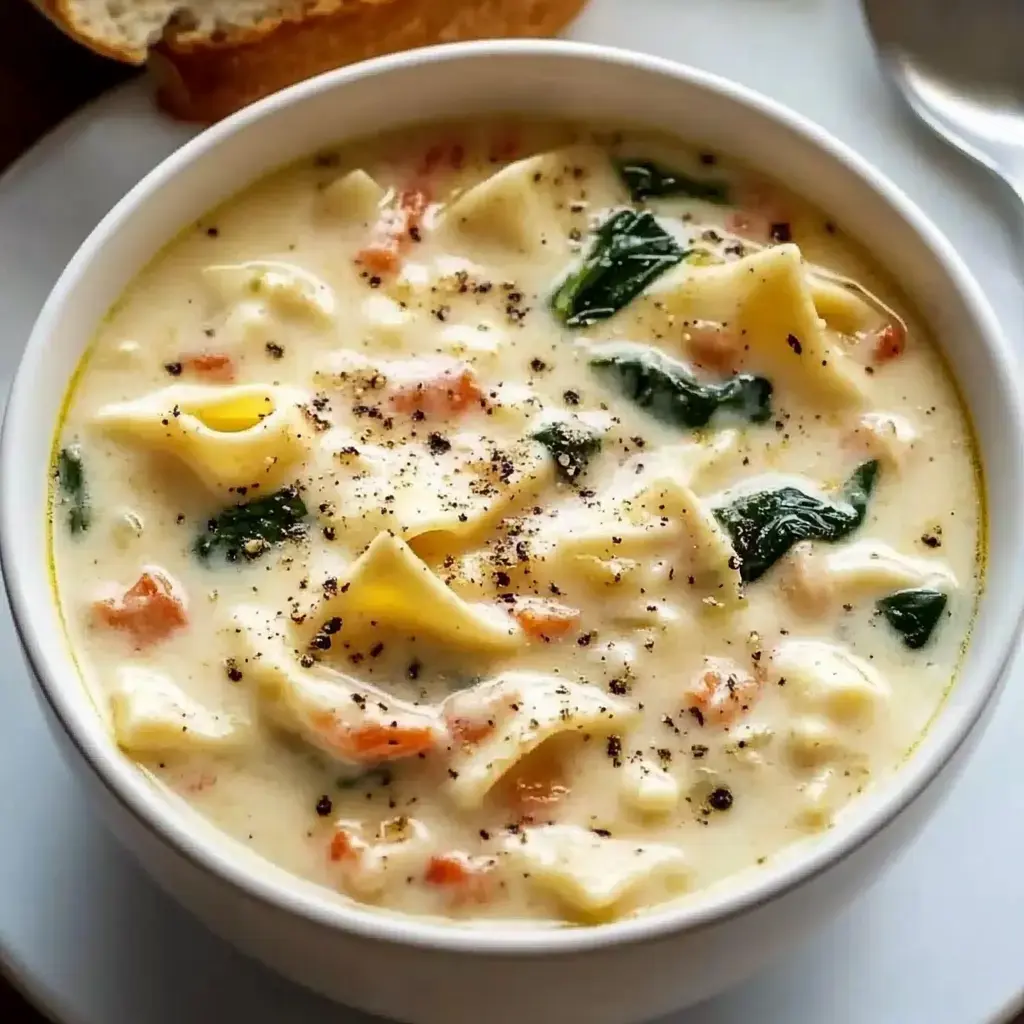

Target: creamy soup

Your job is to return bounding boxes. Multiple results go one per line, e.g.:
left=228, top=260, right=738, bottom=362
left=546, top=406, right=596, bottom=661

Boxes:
left=51, top=120, right=981, bottom=925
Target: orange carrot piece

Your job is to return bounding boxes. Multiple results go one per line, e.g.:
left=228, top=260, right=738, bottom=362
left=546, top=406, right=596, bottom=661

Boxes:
left=94, top=571, right=187, bottom=646
left=685, top=661, right=762, bottom=727
left=388, top=360, right=484, bottom=417
left=355, top=185, right=430, bottom=275
left=425, top=852, right=494, bottom=902
left=685, top=322, right=738, bottom=373
left=183, top=352, right=236, bottom=382
left=311, top=714, right=437, bottom=763
left=329, top=827, right=363, bottom=863
left=872, top=322, right=906, bottom=363
left=447, top=716, right=496, bottom=746
left=511, top=598, right=581, bottom=641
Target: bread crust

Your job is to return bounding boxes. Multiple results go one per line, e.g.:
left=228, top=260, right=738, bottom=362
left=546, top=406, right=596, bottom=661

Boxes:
left=27, top=0, right=149, bottom=62
left=151, top=0, right=589, bottom=122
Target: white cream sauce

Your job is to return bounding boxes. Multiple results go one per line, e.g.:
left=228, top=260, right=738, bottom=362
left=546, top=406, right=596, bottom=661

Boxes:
left=51, top=120, right=981, bottom=925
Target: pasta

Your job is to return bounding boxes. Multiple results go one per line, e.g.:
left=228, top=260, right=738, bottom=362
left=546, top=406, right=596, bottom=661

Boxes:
left=51, top=119, right=980, bottom=925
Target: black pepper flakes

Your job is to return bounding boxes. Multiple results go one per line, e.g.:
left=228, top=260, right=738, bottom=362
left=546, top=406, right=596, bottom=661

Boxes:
left=164, top=362, right=183, bottom=376
left=265, top=341, right=285, bottom=359
left=708, top=787, right=733, bottom=811
left=606, top=734, right=623, bottom=767
left=786, top=333, right=803, bottom=355
left=315, top=794, right=333, bottom=817
left=427, top=432, right=452, bottom=455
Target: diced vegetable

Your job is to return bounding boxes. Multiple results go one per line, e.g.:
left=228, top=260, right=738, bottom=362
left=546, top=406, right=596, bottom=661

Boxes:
left=872, top=322, right=907, bottom=363
left=355, top=187, right=430, bottom=275
left=424, top=852, right=494, bottom=902
left=388, top=359, right=484, bottom=417
left=589, top=345, right=773, bottom=429
left=56, top=444, right=90, bottom=534
left=183, top=352, right=236, bottom=382
left=713, top=461, right=879, bottom=583
left=329, top=826, right=365, bottom=862
left=94, top=570, right=188, bottom=646
left=685, top=657, right=762, bottom=726
left=876, top=587, right=947, bottom=649
left=551, top=210, right=687, bottom=327
left=511, top=597, right=581, bottom=641
left=531, top=419, right=602, bottom=480
left=617, top=159, right=730, bottom=204
left=195, top=485, right=308, bottom=562
left=446, top=712, right=496, bottom=746
left=313, top=718, right=437, bottom=763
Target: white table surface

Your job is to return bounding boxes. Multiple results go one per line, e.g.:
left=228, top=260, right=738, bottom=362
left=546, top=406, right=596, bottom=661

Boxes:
left=1, top=1, right=1022, bottom=1021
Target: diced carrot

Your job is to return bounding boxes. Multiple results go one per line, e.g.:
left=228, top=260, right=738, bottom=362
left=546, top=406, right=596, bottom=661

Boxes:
left=425, top=852, right=494, bottom=902
left=511, top=598, right=581, bottom=641
left=329, top=827, right=364, bottom=863
left=388, top=359, right=484, bottom=417
left=447, top=716, right=496, bottom=746
left=355, top=240, right=401, bottom=274
left=685, top=658, right=762, bottom=726
left=872, top=322, right=906, bottom=363
left=399, top=186, right=430, bottom=225
left=311, top=713, right=437, bottom=763
left=355, top=185, right=431, bottom=276
left=94, top=570, right=187, bottom=646
left=183, top=352, right=236, bottom=382
left=685, top=322, right=739, bottom=373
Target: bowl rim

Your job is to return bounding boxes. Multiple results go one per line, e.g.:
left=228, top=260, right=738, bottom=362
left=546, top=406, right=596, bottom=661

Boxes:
left=2, top=38, right=1021, bottom=957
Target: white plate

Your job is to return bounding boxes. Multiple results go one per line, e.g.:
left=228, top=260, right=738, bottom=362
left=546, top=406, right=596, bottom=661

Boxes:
left=1, top=1, right=1022, bottom=1021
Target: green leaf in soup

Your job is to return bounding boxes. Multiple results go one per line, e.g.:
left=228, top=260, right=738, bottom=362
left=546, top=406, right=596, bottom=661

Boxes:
left=56, top=445, right=90, bottom=535
left=531, top=419, right=603, bottom=481
left=195, top=485, right=308, bottom=562
left=616, top=159, right=731, bottom=204
left=876, top=587, right=948, bottom=649
left=713, top=460, right=880, bottom=583
left=551, top=209, right=687, bottom=328
left=589, top=344, right=773, bottom=430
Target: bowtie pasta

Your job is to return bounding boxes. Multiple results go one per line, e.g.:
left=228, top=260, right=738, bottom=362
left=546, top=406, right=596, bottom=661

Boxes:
left=51, top=120, right=981, bottom=925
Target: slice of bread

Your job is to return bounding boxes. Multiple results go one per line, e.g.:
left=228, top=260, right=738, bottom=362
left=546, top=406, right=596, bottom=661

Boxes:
left=30, top=0, right=589, bottom=121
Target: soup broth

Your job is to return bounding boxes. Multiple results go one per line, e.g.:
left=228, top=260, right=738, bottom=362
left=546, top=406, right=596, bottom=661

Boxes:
left=51, top=120, right=981, bottom=924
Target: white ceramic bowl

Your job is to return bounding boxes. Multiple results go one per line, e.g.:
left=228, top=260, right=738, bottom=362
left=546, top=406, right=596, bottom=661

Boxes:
left=2, top=41, right=1022, bottom=1024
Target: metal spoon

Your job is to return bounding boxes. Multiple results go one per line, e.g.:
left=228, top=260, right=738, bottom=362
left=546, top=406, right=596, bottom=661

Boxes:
left=861, top=0, right=1024, bottom=212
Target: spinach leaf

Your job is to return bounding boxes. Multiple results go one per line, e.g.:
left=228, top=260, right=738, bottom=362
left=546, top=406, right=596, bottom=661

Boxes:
left=56, top=445, right=90, bottom=534
left=876, top=587, right=947, bottom=649
left=532, top=419, right=603, bottom=481
left=713, top=461, right=880, bottom=583
left=589, top=345, right=772, bottom=429
left=551, top=209, right=687, bottom=327
left=196, top=485, right=308, bottom=562
left=617, top=159, right=730, bottom=204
